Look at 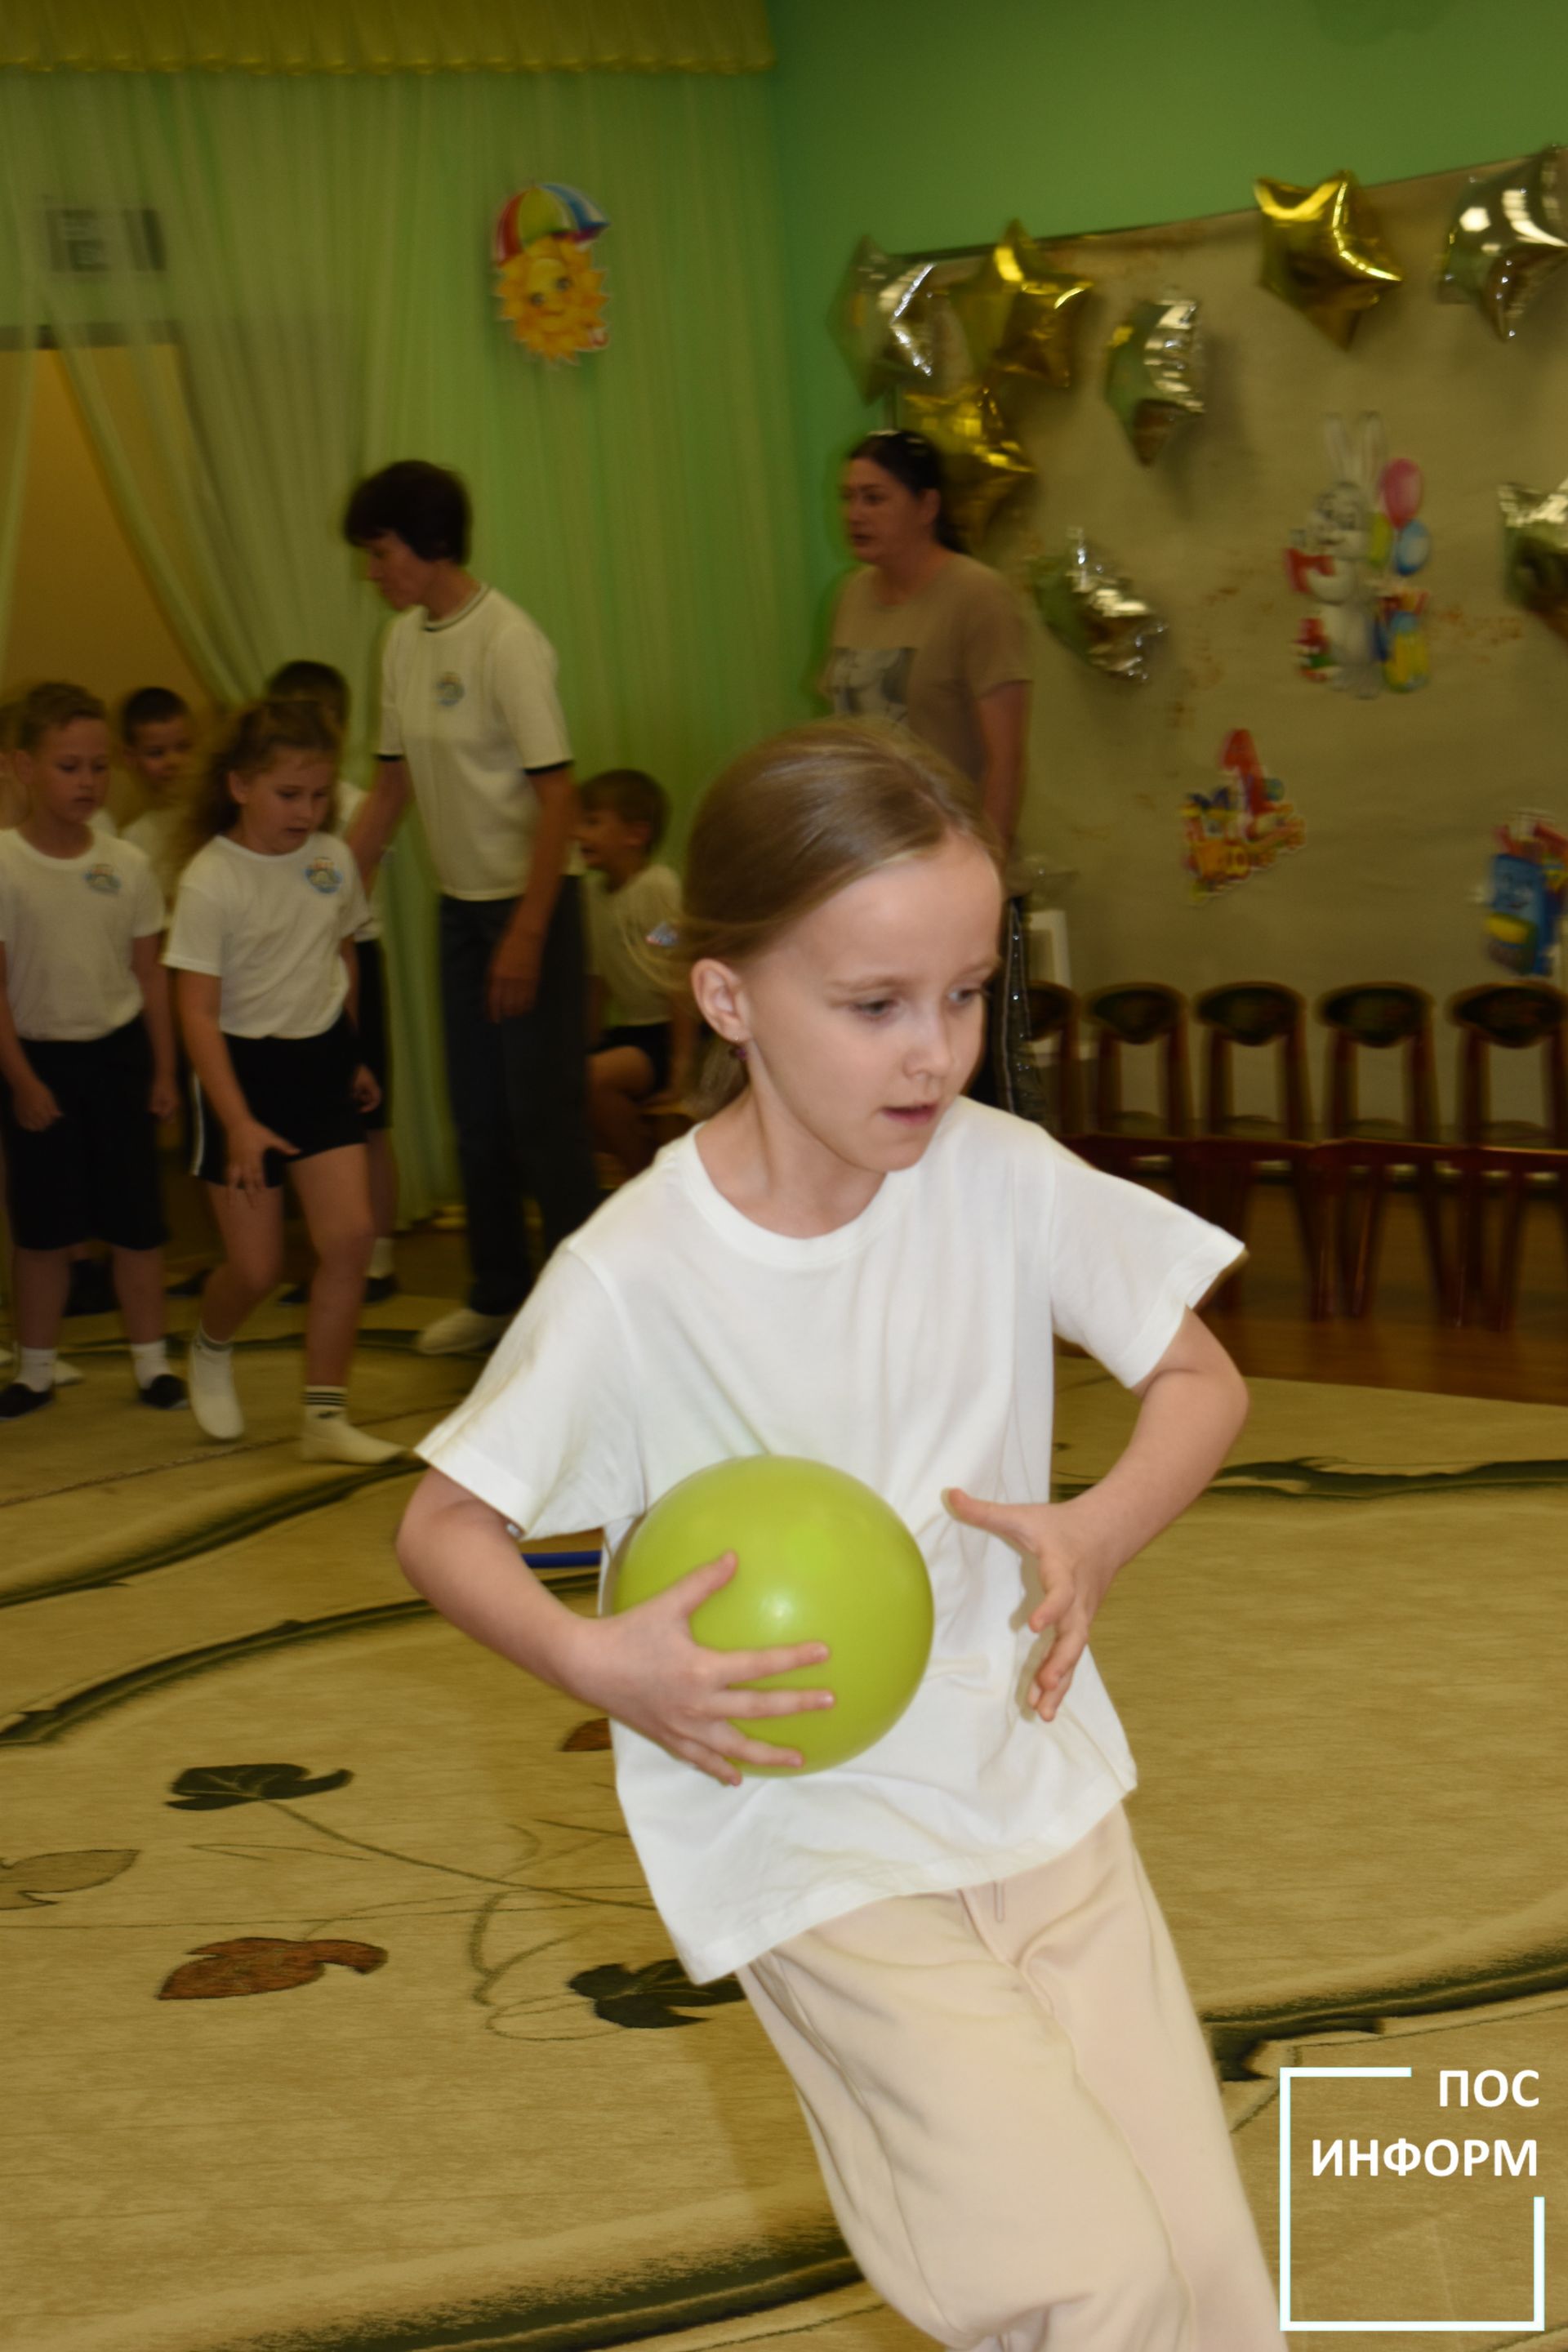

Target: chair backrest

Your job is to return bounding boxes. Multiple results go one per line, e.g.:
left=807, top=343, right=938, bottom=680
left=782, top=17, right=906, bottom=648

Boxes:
left=1315, top=982, right=1437, bottom=1138
left=1082, top=983, right=1188, bottom=1134
left=1446, top=981, right=1568, bottom=1143
left=1192, top=982, right=1310, bottom=1136
left=1025, top=983, right=1080, bottom=1134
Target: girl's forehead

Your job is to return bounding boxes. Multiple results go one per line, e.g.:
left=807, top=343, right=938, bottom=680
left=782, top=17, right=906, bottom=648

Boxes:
left=44, top=719, right=109, bottom=756
left=261, top=751, right=334, bottom=783
left=798, top=838, right=1000, bottom=948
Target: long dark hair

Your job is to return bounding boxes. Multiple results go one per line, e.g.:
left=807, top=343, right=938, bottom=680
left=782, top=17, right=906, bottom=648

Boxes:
left=848, top=429, right=964, bottom=553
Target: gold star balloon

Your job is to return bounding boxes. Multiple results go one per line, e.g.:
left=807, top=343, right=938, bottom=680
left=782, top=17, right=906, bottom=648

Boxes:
left=1437, top=149, right=1568, bottom=340
left=831, top=235, right=942, bottom=403
left=1104, top=296, right=1205, bottom=464
left=1500, top=478, right=1568, bottom=639
left=949, top=220, right=1093, bottom=390
left=898, top=383, right=1035, bottom=548
left=1254, top=171, right=1402, bottom=347
left=1034, top=528, right=1165, bottom=683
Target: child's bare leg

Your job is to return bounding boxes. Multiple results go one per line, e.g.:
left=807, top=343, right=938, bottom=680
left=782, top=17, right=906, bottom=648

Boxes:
left=109, top=1245, right=166, bottom=1344
left=13, top=1246, right=70, bottom=1349
left=588, top=1045, right=657, bottom=1177
left=199, top=1184, right=284, bottom=1340
left=291, top=1147, right=400, bottom=1463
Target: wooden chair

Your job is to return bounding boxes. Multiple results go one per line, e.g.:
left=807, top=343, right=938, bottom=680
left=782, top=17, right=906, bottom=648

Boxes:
left=1446, top=981, right=1568, bottom=1327
left=1073, top=984, right=1194, bottom=1200
left=1192, top=981, right=1325, bottom=1315
left=1023, top=983, right=1081, bottom=1138
left=1315, top=982, right=1448, bottom=1318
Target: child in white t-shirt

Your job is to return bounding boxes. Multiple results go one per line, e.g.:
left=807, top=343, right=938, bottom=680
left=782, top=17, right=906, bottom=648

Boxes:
left=0, top=681, right=184, bottom=1418
left=268, top=659, right=401, bottom=1303
left=577, top=767, right=684, bottom=1178
left=395, top=722, right=1285, bottom=2350
left=164, top=697, right=401, bottom=1465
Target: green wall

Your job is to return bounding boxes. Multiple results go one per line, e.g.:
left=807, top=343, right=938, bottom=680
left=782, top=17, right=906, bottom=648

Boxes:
left=768, top=0, right=1568, bottom=592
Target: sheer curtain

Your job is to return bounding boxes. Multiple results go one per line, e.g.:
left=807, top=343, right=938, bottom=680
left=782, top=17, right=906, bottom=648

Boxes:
left=0, top=60, right=808, bottom=1214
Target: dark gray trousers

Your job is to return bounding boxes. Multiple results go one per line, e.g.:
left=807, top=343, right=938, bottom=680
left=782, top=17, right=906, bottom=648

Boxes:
left=438, top=882, right=599, bottom=1316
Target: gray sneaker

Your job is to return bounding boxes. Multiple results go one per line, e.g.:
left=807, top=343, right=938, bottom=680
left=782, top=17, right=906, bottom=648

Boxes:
left=415, top=1306, right=512, bottom=1356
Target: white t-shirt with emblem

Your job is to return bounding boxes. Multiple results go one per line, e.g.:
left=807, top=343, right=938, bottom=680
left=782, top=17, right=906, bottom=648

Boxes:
left=417, top=1099, right=1244, bottom=1986
left=164, top=832, right=370, bottom=1039
left=0, top=828, right=164, bottom=1041
left=376, top=584, right=572, bottom=902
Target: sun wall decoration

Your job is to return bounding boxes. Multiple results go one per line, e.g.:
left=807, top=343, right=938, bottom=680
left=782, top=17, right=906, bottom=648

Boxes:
left=492, top=183, right=610, bottom=365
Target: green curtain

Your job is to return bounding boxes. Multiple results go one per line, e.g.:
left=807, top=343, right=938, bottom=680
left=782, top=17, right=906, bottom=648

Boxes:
left=0, top=2, right=773, bottom=74
left=0, top=67, right=808, bottom=1216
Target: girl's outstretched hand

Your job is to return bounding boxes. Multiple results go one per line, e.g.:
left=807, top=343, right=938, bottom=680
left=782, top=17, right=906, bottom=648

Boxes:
left=582, top=1552, right=834, bottom=1788
left=945, top=1489, right=1114, bottom=1723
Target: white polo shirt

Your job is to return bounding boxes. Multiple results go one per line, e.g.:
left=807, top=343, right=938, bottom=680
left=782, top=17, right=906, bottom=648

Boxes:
left=376, top=585, right=572, bottom=902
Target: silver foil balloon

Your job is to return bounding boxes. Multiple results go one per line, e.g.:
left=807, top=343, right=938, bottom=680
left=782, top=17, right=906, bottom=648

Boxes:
left=1437, top=150, right=1568, bottom=340
left=1500, top=477, right=1568, bottom=639
left=1104, top=296, right=1205, bottom=464
left=1034, top=528, right=1166, bottom=682
left=831, top=235, right=941, bottom=402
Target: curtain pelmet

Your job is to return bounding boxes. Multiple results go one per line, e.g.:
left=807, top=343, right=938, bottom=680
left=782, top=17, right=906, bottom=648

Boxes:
left=0, top=2, right=773, bottom=75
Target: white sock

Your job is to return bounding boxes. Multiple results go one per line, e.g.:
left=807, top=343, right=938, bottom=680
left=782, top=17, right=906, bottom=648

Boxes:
left=304, top=1384, right=348, bottom=1421
left=368, top=1237, right=395, bottom=1279
left=18, top=1347, right=56, bottom=1394
left=130, top=1339, right=169, bottom=1386
left=194, top=1325, right=234, bottom=1361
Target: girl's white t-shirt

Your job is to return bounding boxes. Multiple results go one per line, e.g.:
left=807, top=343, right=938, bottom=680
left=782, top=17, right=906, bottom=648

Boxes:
left=164, top=832, right=370, bottom=1039
left=376, top=584, right=572, bottom=902
left=0, top=830, right=164, bottom=1041
left=418, top=1100, right=1244, bottom=1985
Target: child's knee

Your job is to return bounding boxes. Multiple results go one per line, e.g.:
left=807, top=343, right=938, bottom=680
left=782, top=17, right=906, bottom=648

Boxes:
left=318, top=1215, right=376, bottom=1272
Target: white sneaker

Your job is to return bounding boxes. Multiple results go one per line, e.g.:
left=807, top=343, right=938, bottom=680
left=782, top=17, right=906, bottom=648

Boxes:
left=300, top=1414, right=406, bottom=1465
left=414, top=1306, right=511, bottom=1356
left=189, top=1342, right=244, bottom=1441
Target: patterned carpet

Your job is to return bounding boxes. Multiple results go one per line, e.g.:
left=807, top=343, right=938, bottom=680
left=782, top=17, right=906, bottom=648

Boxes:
left=3, top=1307, right=1566, bottom=2350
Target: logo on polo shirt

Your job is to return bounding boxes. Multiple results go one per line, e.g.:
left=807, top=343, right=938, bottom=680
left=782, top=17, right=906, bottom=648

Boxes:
left=434, top=671, right=465, bottom=708
left=84, top=862, right=121, bottom=895
left=305, top=855, right=343, bottom=895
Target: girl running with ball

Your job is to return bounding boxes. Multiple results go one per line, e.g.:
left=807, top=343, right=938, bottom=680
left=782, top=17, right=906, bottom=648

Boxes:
left=398, top=722, right=1284, bottom=2350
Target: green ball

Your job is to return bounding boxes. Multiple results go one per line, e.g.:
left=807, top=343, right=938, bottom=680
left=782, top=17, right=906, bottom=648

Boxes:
left=612, top=1455, right=934, bottom=1775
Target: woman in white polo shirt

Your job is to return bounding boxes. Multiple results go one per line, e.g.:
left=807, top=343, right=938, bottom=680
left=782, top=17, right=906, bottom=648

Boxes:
left=343, top=461, right=599, bottom=1356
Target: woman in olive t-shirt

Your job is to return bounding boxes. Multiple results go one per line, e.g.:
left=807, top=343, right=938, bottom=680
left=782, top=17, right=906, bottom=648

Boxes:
left=820, top=429, right=1031, bottom=851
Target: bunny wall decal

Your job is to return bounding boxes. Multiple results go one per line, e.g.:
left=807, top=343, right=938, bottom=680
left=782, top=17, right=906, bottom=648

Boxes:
left=1285, top=412, right=1430, bottom=697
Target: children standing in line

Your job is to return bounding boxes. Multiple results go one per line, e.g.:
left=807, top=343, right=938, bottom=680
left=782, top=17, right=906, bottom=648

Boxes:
left=267, top=660, right=399, bottom=1300
left=0, top=683, right=185, bottom=1419
left=397, top=723, right=1285, bottom=2351
left=164, top=698, right=400, bottom=1463
left=120, top=687, right=195, bottom=903
left=578, top=768, right=683, bottom=1178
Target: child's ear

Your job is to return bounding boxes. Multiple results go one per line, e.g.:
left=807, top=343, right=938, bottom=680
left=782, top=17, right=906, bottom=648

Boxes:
left=689, top=956, right=746, bottom=1045
left=226, top=769, right=248, bottom=805
left=11, top=749, right=34, bottom=789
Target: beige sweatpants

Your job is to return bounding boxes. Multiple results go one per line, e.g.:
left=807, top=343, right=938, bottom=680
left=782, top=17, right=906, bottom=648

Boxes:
left=737, top=1804, right=1285, bottom=2352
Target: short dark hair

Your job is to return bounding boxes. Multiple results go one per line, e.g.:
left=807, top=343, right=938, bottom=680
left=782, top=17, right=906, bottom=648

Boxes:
left=268, top=659, right=350, bottom=732
left=342, top=461, right=471, bottom=564
left=118, top=685, right=189, bottom=743
left=18, top=680, right=107, bottom=751
left=848, top=429, right=964, bottom=553
left=580, top=767, right=669, bottom=850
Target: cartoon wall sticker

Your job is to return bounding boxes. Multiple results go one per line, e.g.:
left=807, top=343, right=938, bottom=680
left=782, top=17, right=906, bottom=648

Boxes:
left=1285, top=413, right=1430, bottom=697
left=1182, top=730, right=1307, bottom=903
left=1484, top=813, right=1567, bottom=975
left=492, top=183, right=610, bottom=364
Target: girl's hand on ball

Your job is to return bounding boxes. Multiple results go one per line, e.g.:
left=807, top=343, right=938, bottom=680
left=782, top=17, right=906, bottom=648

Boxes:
left=945, top=1489, right=1112, bottom=1723
left=587, top=1552, right=833, bottom=1788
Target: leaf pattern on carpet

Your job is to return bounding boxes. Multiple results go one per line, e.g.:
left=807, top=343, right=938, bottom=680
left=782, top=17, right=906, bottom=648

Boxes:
left=0, top=1847, right=136, bottom=1909
left=167, top=1762, right=354, bottom=1810
left=158, top=1936, right=387, bottom=1999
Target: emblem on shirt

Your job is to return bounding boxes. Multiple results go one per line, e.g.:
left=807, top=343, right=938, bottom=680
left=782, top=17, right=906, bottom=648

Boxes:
left=435, top=671, right=466, bottom=709
left=305, top=856, right=343, bottom=896
left=83, top=862, right=121, bottom=895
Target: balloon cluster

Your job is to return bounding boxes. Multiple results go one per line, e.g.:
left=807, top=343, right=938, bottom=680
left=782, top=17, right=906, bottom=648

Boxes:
left=1254, top=149, right=1568, bottom=345
left=831, top=221, right=1091, bottom=547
